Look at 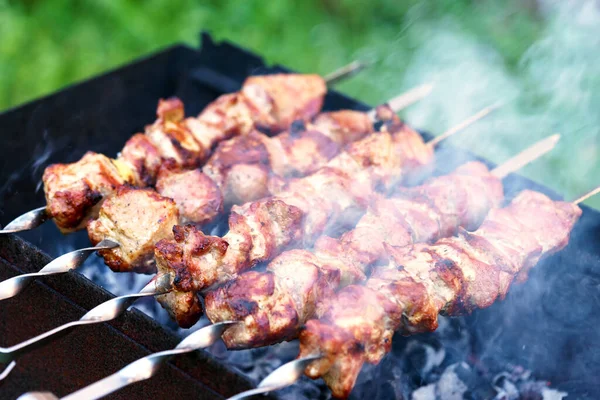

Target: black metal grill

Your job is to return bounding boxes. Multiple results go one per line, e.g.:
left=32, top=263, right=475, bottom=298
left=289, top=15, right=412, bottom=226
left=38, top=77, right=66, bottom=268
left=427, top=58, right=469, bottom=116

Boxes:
left=0, top=32, right=599, bottom=399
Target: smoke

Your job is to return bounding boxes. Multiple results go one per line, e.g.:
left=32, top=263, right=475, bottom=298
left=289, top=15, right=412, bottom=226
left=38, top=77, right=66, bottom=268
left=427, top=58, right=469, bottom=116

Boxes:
left=401, top=1, right=600, bottom=207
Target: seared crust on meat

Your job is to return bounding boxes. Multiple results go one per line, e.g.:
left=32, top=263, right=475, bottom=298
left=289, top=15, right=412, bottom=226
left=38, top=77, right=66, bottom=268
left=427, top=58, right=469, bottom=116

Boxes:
left=156, top=290, right=203, bottom=328
left=299, top=191, right=582, bottom=398
left=43, top=152, right=136, bottom=233
left=191, top=93, right=255, bottom=148
left=118, top=134, right=163, bottom=186
left=206, top=250, right=339, bottom=348
left=156, top=197, right=304, bottom=292
left=145, top=117, right=207, bottom=169
left=205, top=161, right=503, bottom=348
left=157, top=97, right=185, bottom=123
left=203, top=111, right=376, bottom=206
left=203, top=130, right=272, bottom=206
left=274, top=129, right=340, bottom=178
left=204, top=131, right=271, bottom=188
left=311, top=110, right=373, bottom=145
left=241, top=74, right=326, bottom=133
left=87, top=186, right=179, bottom=273
left=156, top=161, right=223, bottom=225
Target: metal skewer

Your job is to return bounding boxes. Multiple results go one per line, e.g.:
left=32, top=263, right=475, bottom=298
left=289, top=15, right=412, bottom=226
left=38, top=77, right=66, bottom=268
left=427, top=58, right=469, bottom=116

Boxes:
left=16, top=186, right=599, bottom=400
left=0, top=85, right=434, bottom=303
left=0, top=239, right=118, bottom=301
left=0, top=274, right=171, bottom=367
left=0, top=60, right=367, bottom=237
left=0, top=206, right=49, bottom=234
left=62, top=321, right=237, bottom=400
left=230, top=180, right=599, bottom=400
left=227, top=355, right=323, bottom=400
left=427, top=101, right=503, bottom=148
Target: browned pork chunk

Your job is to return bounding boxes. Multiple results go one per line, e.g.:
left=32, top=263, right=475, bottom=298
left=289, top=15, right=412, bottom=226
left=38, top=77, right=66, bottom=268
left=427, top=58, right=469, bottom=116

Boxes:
left=298, top=191, right=582, bottom=399
left=118, top=133, right=163, bottom=186
left=205, top=250, right=339, bottom=349
left=155, top=290, right=203, bottom=329
left=87, top=186, right=179, bottom=273
left=241, top=74, right=326, bottom=133
left=311, top=110, right=373, bottom=145
left=145, top=118, right=207, bottom=169
left=155, top=161, right=223, bottom=225
left=43, top=152, right=136, bottom=233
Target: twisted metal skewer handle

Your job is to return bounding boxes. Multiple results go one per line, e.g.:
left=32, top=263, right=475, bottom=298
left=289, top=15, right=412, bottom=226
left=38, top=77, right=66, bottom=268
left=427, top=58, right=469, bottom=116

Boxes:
left=0, top=239, right=119, bottom=301
left=54, top=321, right=237, bottom=400
left=227, top=355, right=323, bottom=400
left=17, top=393, right=59, bottom=400
left=0, top=207, right=50, bottom=234
left=0, top=275, right=171, bottom=364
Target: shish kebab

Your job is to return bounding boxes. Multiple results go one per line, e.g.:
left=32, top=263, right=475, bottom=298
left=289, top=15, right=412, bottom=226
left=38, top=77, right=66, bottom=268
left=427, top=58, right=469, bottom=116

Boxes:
left=0, top=103, right=493, bottom=376
left=17, top=134, right=560, bottom=400
left=227, top=188, right=592, bottom=400
left=206, top=135, right=559, bottom=349
left=88, top=86, right=434, bottom=273
left=153, top=104, right=500, bottom=327
left=0, top=86, right=433, bottom=301
left=0, top=62, right=365, bottom=235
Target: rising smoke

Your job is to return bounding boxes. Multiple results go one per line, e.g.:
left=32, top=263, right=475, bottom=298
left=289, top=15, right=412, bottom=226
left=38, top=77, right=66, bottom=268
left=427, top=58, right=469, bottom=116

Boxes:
left=401, top=1, right=599, bottom=208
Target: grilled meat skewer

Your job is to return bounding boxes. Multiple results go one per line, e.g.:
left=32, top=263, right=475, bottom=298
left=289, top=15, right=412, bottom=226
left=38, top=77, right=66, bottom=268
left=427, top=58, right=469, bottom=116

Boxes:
left=87, top=88, right=434, bottom=275
left=205, top=161, right=503, bottom=348
left=43, top=71, right=325, bottom=233
left=156, top=103, right=500, bottom=327
left=154, top=105, right=433, bottom=325
left=15, top=68, right=354, bottom=235
left=204, top=133, right=560, bottom=348
left=297, top=190, right=582, bottom=398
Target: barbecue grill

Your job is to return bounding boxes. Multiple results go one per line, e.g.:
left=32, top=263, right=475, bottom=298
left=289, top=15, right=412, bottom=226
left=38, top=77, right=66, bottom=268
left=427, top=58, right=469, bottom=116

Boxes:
left=1, top=32, right=599, bottom=400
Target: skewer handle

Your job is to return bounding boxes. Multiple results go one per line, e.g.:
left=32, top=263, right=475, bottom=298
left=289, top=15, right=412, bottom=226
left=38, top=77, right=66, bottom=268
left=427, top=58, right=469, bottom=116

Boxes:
left=491, top=134, right=561, bottom=179
left=574, top=186, right=600, bottom=205
left=366, top=83, right=434, bottom=121
left=0, top=276, right=169, bottom=365
left=227, top=355, right=322, bottom=400
left=48, top=322, right=236, bottom=400
left=323, top=60, right=368, bottom=85
left=0, top=239, right=118, bottom=301
left=0, top=207, right=49, bottom=234
left=427, top=102, right=502, bottom=148
left=17, top=393, right=59, bottom=400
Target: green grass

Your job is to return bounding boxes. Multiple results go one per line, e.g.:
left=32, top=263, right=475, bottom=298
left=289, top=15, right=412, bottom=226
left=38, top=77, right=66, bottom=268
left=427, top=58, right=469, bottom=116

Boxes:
left=1, top=0, right=598, bottom=207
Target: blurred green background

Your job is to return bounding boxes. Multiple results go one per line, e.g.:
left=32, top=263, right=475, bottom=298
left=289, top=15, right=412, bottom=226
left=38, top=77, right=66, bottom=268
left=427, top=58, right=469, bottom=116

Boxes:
left=1, top=0, right=598, bottom=207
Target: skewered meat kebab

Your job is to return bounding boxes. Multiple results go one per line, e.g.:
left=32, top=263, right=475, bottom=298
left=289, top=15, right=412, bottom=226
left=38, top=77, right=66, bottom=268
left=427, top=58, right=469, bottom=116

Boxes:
left=205, top=135, right=559, bottom=349
left=0, top=104, right=494, bottom=378
left=0, top=87, right=434, bottom=306
left=87, top=87, right=434, bottom=274
left=237, top=189, right=588, bottom=400
left=26, top=135, right=559, bottom=400
left=155, top=104, right=500, bottom=326
left=152, top=105, right=435, bottom=326
left=0, top=64, right=363, bottom=235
